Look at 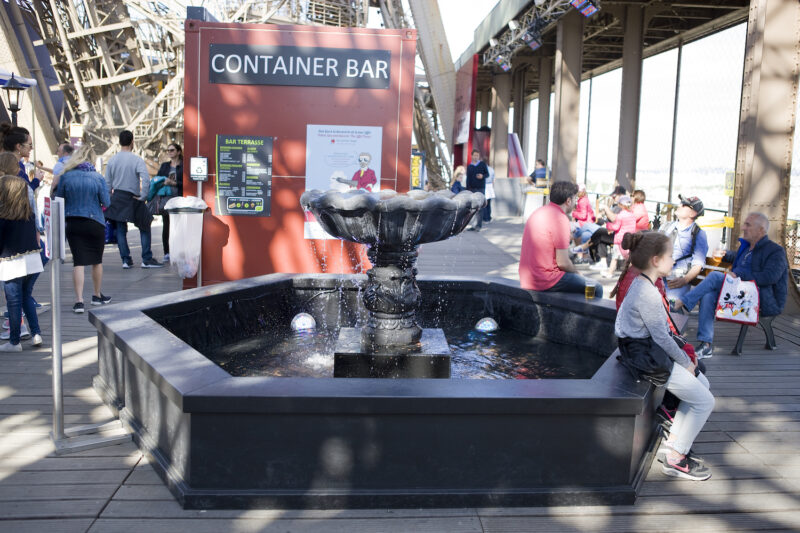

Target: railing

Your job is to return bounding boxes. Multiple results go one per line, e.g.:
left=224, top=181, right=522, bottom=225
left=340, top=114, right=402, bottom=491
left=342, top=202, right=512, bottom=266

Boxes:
left=587, top=191, right=800, bottom=288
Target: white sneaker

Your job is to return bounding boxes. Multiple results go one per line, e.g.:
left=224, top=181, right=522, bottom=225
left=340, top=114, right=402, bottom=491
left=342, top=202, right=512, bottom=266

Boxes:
left=31, top=334, right=43, bottom=347
left=0, top=342, right=22, bottom=352
left=0, top=323, right=30, bottom=340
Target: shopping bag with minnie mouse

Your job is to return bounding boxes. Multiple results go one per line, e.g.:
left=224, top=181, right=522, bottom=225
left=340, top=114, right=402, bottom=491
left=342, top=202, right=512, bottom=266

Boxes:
left=715, top=273, right=759, bottom=326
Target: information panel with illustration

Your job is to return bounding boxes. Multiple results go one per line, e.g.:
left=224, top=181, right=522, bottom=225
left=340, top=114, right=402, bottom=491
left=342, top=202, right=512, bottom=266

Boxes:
left=304, top=125, right=382, bottom=238
left=215, top=134, right=273, bottom=216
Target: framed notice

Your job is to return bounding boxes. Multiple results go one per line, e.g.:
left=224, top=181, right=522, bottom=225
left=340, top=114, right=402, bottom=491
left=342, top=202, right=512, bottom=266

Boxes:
left=303, top=125, right=382, bottom=239
left=215, top=134, right=273, bottom=216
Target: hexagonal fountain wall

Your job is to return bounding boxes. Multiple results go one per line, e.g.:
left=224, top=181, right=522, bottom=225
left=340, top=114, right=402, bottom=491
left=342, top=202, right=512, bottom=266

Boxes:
left=90, top=274, right=662, bottom=510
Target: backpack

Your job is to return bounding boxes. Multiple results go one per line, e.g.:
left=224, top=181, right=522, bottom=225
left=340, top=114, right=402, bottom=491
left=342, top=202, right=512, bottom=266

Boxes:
left=663, top=222, right=701, bottom=263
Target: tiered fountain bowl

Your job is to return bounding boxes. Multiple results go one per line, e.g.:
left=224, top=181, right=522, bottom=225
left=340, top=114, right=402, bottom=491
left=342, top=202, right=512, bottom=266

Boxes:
left=301, top=189, right=485, bottom=378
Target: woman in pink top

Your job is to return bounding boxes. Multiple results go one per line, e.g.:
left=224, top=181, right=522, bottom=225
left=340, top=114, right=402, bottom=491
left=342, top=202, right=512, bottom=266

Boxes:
left=632, top=189, right=650, bottom=231
left=601, top=195, right=637, bottom=278
left=572, top=183, right=595, bottom=226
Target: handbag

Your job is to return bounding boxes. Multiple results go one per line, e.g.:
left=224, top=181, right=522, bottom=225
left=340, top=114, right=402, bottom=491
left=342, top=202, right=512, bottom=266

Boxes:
left=715, top=273, right=759, bottom=325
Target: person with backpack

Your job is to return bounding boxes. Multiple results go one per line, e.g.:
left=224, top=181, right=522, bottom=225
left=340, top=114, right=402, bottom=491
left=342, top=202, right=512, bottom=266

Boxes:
left=660, top=195, right=708, bottom=307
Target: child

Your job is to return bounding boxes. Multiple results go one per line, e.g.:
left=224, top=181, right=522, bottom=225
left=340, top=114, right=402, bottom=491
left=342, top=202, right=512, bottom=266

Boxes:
left=450, top=165, right=466, bottom=194
left=615, top=231, right=714, bottom=481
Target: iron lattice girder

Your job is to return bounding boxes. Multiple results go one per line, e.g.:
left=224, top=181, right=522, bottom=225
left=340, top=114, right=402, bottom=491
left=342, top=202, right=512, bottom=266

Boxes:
left=18, top=0, right=368, bottom=160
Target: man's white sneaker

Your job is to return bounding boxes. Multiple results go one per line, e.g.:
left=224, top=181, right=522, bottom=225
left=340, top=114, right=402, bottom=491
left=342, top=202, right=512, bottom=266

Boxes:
left=31, top=334, right=43, bottom=347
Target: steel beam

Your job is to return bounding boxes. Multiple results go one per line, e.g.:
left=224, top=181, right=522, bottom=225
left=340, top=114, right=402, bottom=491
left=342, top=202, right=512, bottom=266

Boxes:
left=615, top=3, right=644, bottom=193
left=733, top=0, right=800, bottom=306
left=491, top=72, right=512, bottom=177
left=551, top=11, right=583, bottom=183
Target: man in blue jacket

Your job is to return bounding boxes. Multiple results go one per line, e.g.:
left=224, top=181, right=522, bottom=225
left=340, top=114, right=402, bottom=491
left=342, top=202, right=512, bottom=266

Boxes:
left=465, top=149, right=489, bottom=231
left=675, top=212, right=788, bottom=359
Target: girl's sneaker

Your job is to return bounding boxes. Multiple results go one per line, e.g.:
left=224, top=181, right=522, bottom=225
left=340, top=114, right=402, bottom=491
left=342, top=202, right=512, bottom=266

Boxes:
left=0, top=342, right=22, bottom=352
left=662, top=454, right=711, bottom=481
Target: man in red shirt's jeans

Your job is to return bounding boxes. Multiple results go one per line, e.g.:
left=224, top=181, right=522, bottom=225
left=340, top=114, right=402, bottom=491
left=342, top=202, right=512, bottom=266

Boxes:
left=519, top=181, right=602, bottom=298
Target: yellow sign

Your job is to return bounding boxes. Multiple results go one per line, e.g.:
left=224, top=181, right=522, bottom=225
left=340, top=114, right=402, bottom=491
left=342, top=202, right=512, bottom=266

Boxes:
left=724, top=171, right=735, bottom=197
left=411, top=154, right=421, bottom=188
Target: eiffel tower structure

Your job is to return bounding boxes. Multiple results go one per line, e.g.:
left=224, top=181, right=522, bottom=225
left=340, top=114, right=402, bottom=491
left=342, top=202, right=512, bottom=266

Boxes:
left=5, top=0, right=369, bottom=162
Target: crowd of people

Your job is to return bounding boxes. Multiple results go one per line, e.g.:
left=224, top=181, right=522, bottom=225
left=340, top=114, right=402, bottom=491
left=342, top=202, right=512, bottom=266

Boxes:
left=515, top=172, right=789, bottom=481
left=0, top=124, right=181, bottom=351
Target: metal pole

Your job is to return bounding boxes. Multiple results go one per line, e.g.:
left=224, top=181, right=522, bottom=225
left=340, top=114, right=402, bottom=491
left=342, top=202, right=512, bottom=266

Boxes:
left=667, top=41, right=683, bottom=204
left=583, top=76, right=593, bottom=185
left=50, top=200, right=65, bottom=440
left=196, top=181, right=203, bottom=287
left=10, top=110, right=17, bottom=127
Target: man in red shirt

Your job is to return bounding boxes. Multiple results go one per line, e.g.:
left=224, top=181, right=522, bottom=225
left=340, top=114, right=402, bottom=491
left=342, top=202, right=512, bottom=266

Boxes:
left=336, top=152, right=377, bottom=191
left=519, top=181, right=603, bottom=298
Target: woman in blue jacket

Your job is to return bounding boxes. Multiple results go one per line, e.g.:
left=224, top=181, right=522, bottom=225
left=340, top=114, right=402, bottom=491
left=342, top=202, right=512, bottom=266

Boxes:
left=54, top=146, right=111, bottom=313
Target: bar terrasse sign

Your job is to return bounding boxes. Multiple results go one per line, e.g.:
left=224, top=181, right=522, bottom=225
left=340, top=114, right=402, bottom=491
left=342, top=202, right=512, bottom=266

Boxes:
left=209, top=44, right=391, bottom=89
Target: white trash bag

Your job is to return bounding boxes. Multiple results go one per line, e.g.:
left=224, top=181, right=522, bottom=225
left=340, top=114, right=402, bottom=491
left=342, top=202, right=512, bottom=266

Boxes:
left=164, top=196, right=207, bottom=279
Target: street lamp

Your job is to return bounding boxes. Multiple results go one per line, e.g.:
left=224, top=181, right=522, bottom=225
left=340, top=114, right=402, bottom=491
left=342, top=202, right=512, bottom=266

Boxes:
left=3, top=74, right=26, bottom=126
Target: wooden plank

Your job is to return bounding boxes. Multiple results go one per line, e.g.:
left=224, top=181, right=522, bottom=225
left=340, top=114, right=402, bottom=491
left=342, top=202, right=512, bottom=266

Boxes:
left=0, top=519, right=94, bottom=533
left=88, top=517, right=484, bottom=533
left=0, top=499, right=106, bottom=519
left=0, top=469, right=130, bottom=485
left=478, top=512, right=800, bottom=532
left=0, top=484, right=119, bottom=501
left=101, top=500, right=480, bottom=519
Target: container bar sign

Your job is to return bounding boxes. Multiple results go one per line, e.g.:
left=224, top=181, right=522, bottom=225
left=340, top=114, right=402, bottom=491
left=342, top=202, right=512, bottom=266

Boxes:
left=209, top=44, right=391, bottom=89
left=43, top=196, right=66, bottom=260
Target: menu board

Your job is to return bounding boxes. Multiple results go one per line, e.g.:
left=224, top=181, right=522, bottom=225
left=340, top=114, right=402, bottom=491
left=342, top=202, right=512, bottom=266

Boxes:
left=215, top=134, right=273, bottom=216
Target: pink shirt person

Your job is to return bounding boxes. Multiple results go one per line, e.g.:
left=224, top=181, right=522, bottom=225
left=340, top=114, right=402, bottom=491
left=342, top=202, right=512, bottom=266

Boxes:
left=606, top=207, right=637, bottom=257
left=573, top=195, right=595, bottom=226
left=519, top=202, right=571, bottom=290
left=632, top=202, right=649, bottom=231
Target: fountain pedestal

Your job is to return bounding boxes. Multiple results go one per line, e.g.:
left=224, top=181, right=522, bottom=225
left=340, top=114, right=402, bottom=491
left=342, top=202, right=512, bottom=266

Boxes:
left=334, top=327, right=451, bottom=378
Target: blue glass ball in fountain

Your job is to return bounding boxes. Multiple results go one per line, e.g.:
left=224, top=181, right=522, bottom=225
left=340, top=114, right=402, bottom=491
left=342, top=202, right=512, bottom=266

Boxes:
left=291, top=313, right=317, bottom=332
left=474, top=317, right=499, bottom=333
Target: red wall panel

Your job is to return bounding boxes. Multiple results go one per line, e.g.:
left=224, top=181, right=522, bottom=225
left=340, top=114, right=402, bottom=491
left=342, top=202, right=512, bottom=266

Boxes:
left=184, top=21, right=417, bottom=286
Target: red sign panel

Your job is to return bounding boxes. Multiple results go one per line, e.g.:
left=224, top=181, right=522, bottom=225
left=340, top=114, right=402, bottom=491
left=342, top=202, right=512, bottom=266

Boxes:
left=184, top=21, right=417, bottom=286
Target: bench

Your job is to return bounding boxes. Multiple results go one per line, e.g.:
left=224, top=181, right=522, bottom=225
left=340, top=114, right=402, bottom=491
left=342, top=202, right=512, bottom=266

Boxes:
left=731, top=315, right=778, bottom=356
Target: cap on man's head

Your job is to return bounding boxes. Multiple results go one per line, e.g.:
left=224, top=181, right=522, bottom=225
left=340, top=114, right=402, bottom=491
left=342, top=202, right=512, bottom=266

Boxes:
left=577, top=183, right=586, bottom=192
left=618, top=195, right=632, bottom=207
left=611, top=185, right=627, bottom=196
left=678, top=194, right=704, bottom=217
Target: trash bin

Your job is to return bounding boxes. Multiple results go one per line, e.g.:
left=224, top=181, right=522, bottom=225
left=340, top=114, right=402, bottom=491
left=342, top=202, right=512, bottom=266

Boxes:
left=164, top=196, right=207, bottom=279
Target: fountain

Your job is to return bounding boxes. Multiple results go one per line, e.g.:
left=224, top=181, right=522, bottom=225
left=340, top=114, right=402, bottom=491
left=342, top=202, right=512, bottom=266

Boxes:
left=300, top=188, right=484, bottom=378
left=89, top=189, right=662, bottom=510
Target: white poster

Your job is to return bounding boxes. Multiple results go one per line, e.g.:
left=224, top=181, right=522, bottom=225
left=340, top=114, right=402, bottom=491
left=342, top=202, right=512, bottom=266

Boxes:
left=43, top=196, right=66, bottom=260
left=304, top=124, right=382, bottom=239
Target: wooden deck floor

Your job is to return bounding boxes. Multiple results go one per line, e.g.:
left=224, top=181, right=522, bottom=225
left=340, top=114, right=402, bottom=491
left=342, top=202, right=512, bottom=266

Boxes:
left=1, top=218, right=799, bottom=532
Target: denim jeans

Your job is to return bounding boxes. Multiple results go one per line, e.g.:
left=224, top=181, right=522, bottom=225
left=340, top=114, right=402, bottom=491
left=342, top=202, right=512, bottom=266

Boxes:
left=3, top=274, right=41, bottom=344
left=666, top=364, right=714, bottom=455
left=545, top=271, right=603, bottom=298
left=680, top=271, right=724, bottom=344
left=115, top=220, right=152, bottom=263
left=573, top=222, right=600, bottom=244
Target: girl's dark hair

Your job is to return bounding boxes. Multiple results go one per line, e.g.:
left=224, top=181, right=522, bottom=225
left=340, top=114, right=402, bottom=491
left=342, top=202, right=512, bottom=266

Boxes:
left=0, top=122, right=30, bottom=152
left=610, top=231, right=670, bottom=297
left=169, top=142, right=183, bottom=161
left=622, top=231, right=671, bottom=270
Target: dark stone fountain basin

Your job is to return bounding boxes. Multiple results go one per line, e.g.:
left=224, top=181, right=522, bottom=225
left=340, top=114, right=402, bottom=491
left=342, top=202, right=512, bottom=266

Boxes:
left=89, top=274, right=661, bottom=510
